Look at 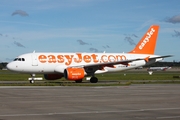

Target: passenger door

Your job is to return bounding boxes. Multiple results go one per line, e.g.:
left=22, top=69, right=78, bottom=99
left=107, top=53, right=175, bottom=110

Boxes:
left=31, top=53, right=38, bottom=66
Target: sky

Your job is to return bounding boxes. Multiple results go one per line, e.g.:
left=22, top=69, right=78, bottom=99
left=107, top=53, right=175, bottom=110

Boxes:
left=0, top=0, right=180, bottom=62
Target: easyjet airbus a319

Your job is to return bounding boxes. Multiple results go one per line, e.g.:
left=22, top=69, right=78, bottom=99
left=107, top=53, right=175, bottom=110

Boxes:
left=7, top=25, right=171, bottom=83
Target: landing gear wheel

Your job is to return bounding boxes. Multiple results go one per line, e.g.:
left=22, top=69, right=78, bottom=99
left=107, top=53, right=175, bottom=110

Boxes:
left=75, top=79, right=82, bottom=83
left=30, top=74, right=35, bottom=84
left=30, top=80, right=35, bottom=84
left=90, top=77, right=98, bottom=83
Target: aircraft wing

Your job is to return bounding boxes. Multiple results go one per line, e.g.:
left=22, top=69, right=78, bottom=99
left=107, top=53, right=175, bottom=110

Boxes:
left=71, top=58, right=144, bottom=69
left=54, top=58, right=145, bottom=73
left=55, top=55, right=172, bottom=73
left=72, top=55, right=172, bottom=68
left=149, top=55, right=173, bottom=60
left=142, top=55, right=172, bottom=66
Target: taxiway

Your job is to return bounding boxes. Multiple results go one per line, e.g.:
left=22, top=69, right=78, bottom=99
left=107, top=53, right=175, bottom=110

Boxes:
left=0, top=84, right=180, bottom=120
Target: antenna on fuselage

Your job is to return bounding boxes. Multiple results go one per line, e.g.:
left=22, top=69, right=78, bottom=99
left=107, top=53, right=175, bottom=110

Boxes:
left=33, top=50, right=36, bottom=53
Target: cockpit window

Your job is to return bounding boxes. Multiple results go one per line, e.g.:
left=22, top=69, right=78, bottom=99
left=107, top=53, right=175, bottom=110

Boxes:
left=14, top=58, right=18, bottom=61
left=13, top=58, right=25, bottom=61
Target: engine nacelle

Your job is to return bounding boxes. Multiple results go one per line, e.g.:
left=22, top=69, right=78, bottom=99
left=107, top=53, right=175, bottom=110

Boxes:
left=44, top=74, right=63, bottom=80
left=64, top=67, right=85, bottom=80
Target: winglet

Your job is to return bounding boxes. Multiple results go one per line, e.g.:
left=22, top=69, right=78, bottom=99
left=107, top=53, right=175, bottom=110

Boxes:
left=144, top=56, right=150, bottom=62
left=129, top=25, right=159, bottom=55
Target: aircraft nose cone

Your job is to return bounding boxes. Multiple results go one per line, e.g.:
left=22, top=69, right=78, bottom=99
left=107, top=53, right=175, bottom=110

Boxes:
left=7, top=62, right=15, bottom=71
left=6, top=63, right=12, bottom=70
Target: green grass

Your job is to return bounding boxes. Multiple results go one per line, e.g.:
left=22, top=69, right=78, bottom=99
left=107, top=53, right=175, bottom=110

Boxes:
left=0, top=70, right=43, bottom=81
left=96, top=71, right=180, bottom=80
left=0, top=70, right=180, bottom=86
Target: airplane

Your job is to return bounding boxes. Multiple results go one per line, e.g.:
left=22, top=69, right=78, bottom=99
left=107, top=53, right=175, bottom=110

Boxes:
left=7, top=25, right=172, bottom=83
left=147, top=66, right=172, bottom=71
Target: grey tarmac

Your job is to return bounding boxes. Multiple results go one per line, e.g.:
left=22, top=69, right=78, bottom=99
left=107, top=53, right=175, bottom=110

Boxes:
left=0, top=84, right=180, bottom=120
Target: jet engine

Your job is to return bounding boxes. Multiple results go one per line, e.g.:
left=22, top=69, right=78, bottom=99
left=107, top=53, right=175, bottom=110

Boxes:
left=44, top=74, right=63, bottom=80
left=64, top=67, right=85, bottom=80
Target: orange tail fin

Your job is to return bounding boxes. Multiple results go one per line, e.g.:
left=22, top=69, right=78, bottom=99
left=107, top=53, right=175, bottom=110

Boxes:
left=129, top=25, right=159, bottom=54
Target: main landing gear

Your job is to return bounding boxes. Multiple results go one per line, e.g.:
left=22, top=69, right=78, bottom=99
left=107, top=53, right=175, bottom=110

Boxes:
left=75, top=79, right=83, bottom=83
left=74, top=77, right=98, bottom=83
left=90, top=76, right=98, bottom=83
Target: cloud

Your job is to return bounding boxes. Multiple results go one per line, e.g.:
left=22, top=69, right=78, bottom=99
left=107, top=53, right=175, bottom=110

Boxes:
left=12, top=10, right=29, bottom=17
left=89, top=47, right=99, bottom=52
left=0, top=33, right=22, bottom=41
left=14, top=41, right=25, bottom=48
left=172, top=30, right=180, bottom=37
left=132, top=34, right=138, bottom=38
left=124, top=34, right=137, bottom=46
left=164, top=14, right=180, bottom=24
left=102, top=45, right=110, bottom=49
left=77, top=39, right=91, bottom=45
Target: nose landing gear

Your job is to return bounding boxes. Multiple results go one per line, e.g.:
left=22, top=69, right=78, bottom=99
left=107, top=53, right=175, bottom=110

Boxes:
left=29, top=74, right=43, bottom=83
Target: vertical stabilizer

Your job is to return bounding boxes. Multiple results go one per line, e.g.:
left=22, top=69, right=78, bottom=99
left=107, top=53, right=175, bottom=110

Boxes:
left=129, top=25, right=159, bottom=54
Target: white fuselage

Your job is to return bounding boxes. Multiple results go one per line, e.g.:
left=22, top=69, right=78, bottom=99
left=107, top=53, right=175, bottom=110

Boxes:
left=7, top=52, right=161, bottom=74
